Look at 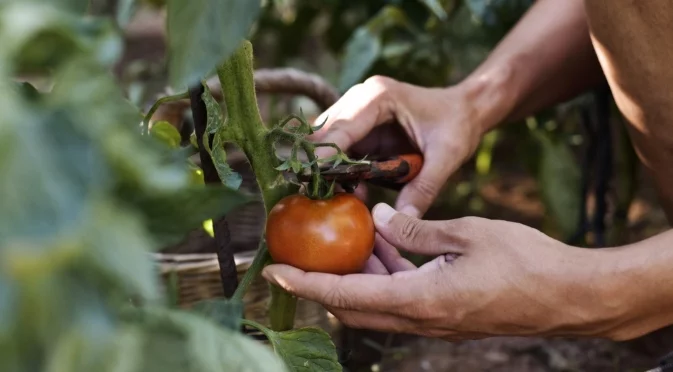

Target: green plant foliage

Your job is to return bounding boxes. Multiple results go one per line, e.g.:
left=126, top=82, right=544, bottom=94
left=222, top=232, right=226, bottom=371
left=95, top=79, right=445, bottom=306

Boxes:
left=0, top=1, right=279, bottom=371
left=247, top=322, right=342, bottom=372
left=338, top=5, right=411, bottom=91
left=122, top=307, right=288, bottom=372
left=201, top=84, right=244, bottom=189
left=465, top=0, right=533, bottom=31
left=166, top=0, right=261, bottom=89
left=533, top=128, right=582, bottom=240
left=150, top=121, right=182, bottom=148
left=190, top=298, right=244, bottom=331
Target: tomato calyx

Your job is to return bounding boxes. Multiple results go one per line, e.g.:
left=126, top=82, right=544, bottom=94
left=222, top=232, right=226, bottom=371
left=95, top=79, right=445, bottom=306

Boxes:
left=266, top=109, right=368, bottom=200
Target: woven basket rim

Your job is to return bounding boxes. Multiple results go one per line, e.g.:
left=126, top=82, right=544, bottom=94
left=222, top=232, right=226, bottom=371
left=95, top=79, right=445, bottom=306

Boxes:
left=153, top=250, right=256, bottom=274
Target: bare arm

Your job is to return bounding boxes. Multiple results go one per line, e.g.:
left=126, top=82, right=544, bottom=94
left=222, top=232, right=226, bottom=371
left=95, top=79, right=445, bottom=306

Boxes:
left=462, top=0, right=604, bottom=132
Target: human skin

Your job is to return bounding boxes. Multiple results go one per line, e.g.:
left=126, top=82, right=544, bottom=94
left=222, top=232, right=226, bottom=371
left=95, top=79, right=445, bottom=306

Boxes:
left=263, top=0, right=673, bottom=340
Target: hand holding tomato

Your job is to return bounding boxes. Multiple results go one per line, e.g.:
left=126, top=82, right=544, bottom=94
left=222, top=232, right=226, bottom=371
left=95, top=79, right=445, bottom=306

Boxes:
left=265, top=193, right=375, bottom=275
left=263, top=203, right=662, bottom=341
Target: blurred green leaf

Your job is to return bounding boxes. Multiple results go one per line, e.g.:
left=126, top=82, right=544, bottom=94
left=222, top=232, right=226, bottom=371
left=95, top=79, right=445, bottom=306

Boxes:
left=338, top=5, right=413, bottom=92
left=465, top=0, right=532, bottom=29
left=338, top=27, right=381, bottom=92
left=417, top=0, right=448, bottom=20
left=119, top=185, right=251, bottom=246
left=127, top=307, right=288, bottom=372
left=0, top=3, right=122, bottom=73
left=150, top=121, right=182, bottom=149
left=533, top=129, right=582, bottom=240
left=166, top=0, right=261, bottom=89
left=191, top=299, right=243, bottom=331
left=116, top=0, right=137, bottom=27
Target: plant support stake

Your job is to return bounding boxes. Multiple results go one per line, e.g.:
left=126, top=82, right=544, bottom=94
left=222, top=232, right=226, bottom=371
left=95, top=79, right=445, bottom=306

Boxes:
left=189, top=84, right=238, bottom=298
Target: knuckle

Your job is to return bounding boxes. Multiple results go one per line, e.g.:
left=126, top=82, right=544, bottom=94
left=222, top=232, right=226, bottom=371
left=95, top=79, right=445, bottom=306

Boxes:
left=398, top=218, right=422, bottom=243
left=322, top=286, right=353, bottom=310
left=407, top=177, right=440, bottom=201
left=364, top=75, right=394, bottom=89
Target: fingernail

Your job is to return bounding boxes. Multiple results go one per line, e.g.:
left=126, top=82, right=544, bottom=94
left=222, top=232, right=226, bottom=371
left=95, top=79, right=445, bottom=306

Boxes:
left=373, top=203, right=396, bottom=225
left=399, top=205, right=421, bottom=218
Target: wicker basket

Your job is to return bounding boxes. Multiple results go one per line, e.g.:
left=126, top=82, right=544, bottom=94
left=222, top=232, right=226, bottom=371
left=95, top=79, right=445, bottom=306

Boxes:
left=155, top=251, right=340, bottom=336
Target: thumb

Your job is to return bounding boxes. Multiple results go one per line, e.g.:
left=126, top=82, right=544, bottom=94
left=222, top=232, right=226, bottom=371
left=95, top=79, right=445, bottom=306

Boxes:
left=372, top=203, right=465, bottom=256
left=394, top=148, right=455, bottom=218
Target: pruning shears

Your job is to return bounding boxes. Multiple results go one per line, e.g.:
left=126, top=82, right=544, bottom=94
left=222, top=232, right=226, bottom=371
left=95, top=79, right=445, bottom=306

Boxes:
left=295, top=153, right=423, bottom=191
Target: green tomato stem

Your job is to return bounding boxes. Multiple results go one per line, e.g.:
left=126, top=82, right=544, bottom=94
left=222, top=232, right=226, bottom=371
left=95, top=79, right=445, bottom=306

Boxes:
left=268, top=283, right=298, bottom=331
left=231, top=238, right=271, bottom=302
left=214, top=40, right=298, bottom=332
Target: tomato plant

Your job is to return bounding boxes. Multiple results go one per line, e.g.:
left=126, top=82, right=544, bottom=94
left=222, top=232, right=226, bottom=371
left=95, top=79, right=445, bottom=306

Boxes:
left=267, top=193, right=375, bottom=275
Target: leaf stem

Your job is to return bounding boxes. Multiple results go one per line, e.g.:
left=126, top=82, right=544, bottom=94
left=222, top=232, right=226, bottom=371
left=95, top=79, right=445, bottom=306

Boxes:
left=232, top=238, right=271, bottom=302
left=142, top=91, right=189, bottom=134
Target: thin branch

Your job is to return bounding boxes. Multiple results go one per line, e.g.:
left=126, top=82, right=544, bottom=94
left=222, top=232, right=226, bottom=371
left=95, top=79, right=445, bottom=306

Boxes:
left=189, top=84, right=238, bottom=298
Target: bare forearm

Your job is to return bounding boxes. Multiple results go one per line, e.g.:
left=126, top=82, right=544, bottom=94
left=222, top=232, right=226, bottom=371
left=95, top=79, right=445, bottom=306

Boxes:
left=460, top=0, right=604, bottom=133
left=597, top=230, right=673, bottom=340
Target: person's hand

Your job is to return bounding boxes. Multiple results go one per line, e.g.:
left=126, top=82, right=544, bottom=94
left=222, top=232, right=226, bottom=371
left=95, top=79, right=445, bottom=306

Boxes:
left=263, top=204, right=633, bottom=341
left=311, top=76, right=490, bottom=218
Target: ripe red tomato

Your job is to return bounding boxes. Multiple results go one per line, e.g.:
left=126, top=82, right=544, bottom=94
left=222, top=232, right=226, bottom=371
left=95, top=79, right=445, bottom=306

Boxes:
left=265, top=193, right=375, bottom=275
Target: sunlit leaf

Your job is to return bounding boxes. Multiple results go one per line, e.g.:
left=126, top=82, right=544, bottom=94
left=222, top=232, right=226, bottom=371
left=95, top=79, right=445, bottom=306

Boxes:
left=265, top=327, right=341, bottom=372
left=166, top=0, right=261, bottom=89
left=150, top=121, right=182, bottom=149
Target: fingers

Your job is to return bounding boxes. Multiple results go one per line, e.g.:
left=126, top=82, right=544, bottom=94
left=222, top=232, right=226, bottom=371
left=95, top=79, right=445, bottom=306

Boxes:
left=313, top=77, right=396, bottom=158
left=362, top=254, right=389, bottom=275
left=372, top=203, right=468, bottom=256
left=262, top=264, right=407, bottom=313
left=394, top=146, right=457, bottom=218
left=325, top=307, right=417, bottom=334
left=373, top=234, right=416, bottom=273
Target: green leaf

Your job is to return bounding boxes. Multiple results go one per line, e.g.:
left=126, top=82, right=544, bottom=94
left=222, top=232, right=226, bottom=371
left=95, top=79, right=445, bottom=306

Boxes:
left=36, top=0, right=90, bottom=14
left=166, top=0, right=261, bottom=89
left=116, top=0, right=137, bottom=28
left=533, top=129, right=582, bottom=240
left=337, top=6, right=411, bottom=92
left=417, top=0, right=448, bottom=20
left=191, top=298, right=243, bottom=331
left=127, top=307, right=288, bottom=372
left=0, top=3, right=123, bottom=73
left=211, top=133, right=243, bottom=189
left=338, top=27, right=381, bottom=92
left=465, top=0, right=533, bottom=29
left=82, top=200, right=159, bottom=301
left=150, top=121, right=182, bottom=148
left=268, top=327, right=341, bottom=372
left=119, top=184, right=251, bottom=246
left=202, top=83, right=225, bottom=135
